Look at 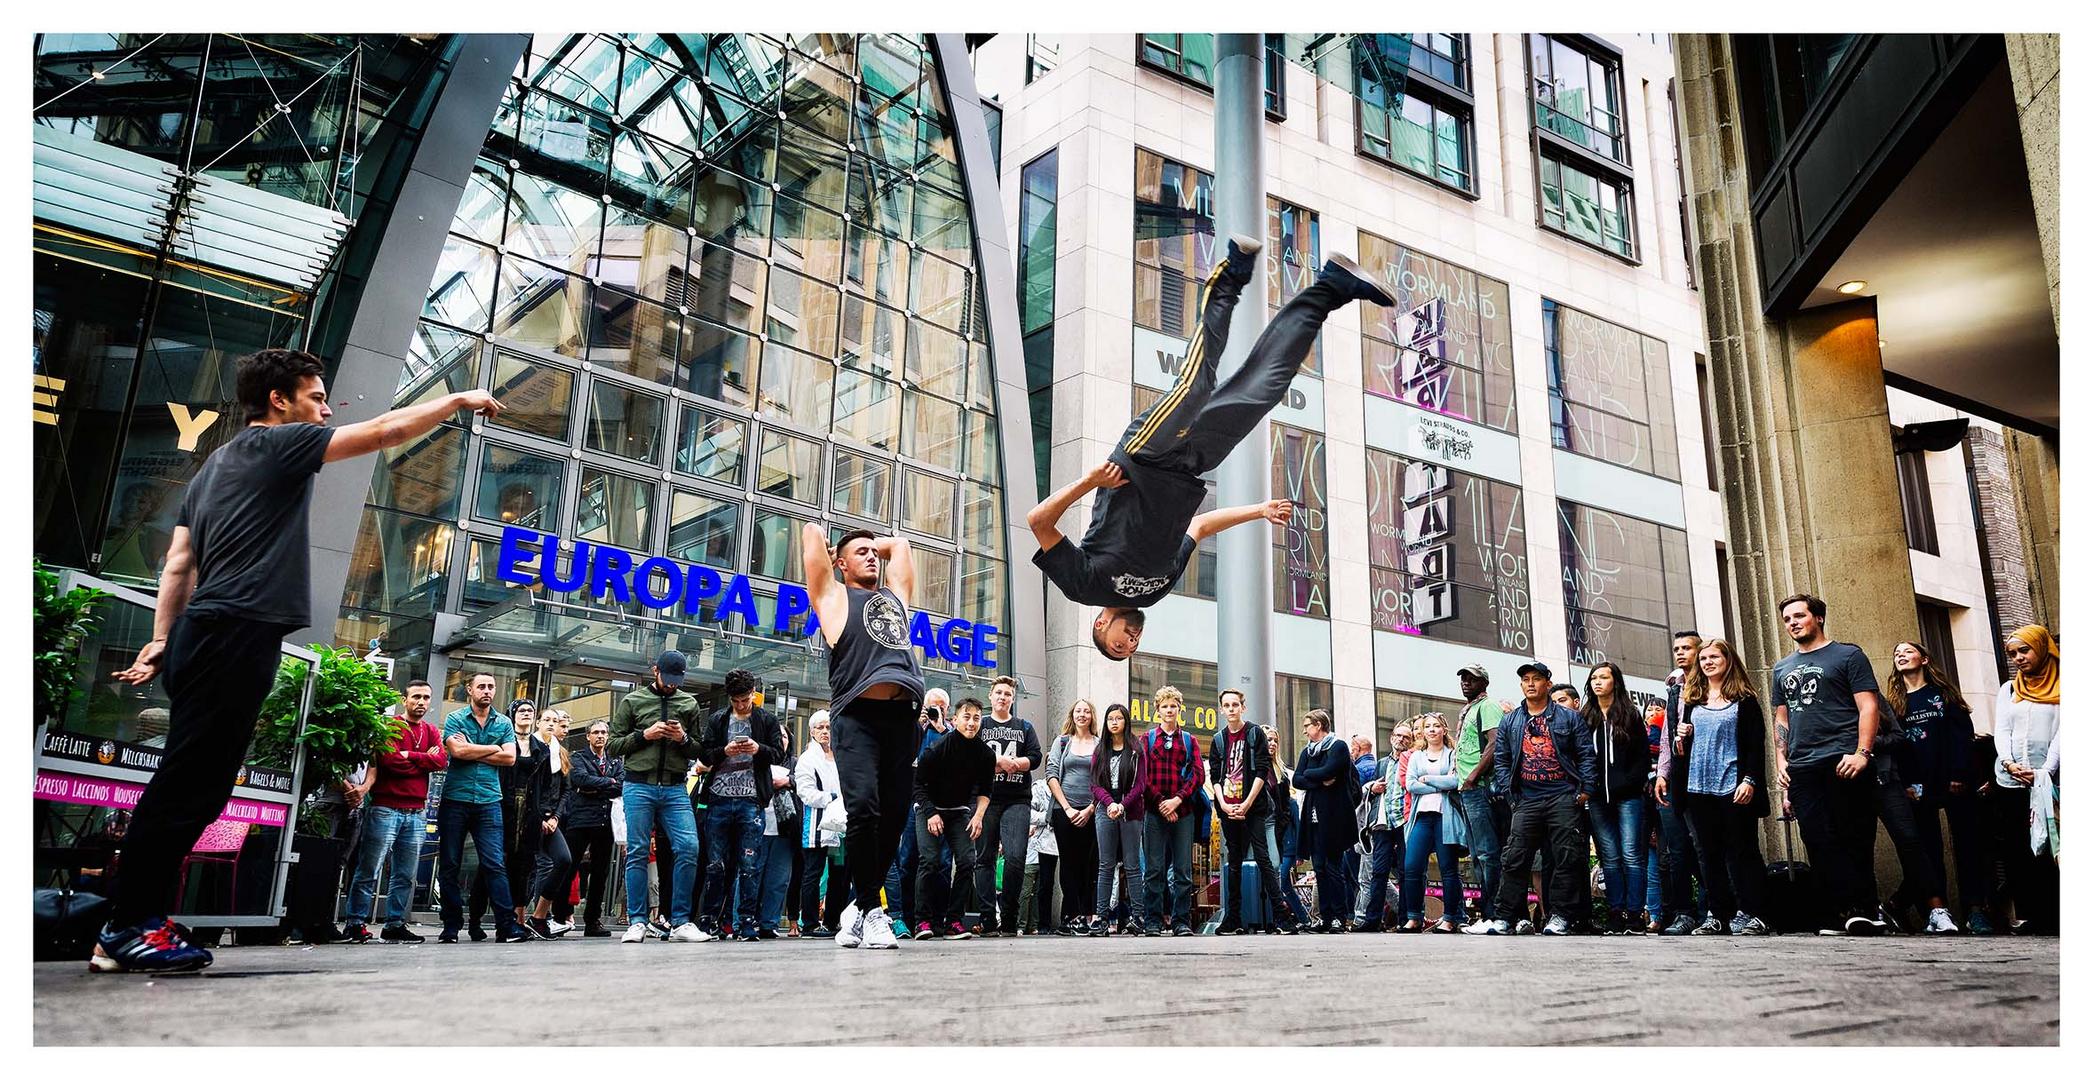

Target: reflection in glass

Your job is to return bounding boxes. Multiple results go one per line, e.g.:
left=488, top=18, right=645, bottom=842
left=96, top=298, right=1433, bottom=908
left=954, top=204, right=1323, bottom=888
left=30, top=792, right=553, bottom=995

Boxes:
left=831, top=450, right=892, bottom=520
left=503, top=170, right=602, bottom=270
left=372, top=425, right=465, bottom=519
left=771, top=194, right=846, bottom=284
left=840, top=296, right=906, bottom=378
left=960, top=480, right=1002, bottom=550
left=398, top=322, right=480, bottom=407
left=425, top=235, right=498, bottom=332
left=693, top=165, right=773, bottom=256
left=679, top=319, right=757, bottom=408
left=493, top=256, right=588, bottom=357
left=749, top=509, right=810, bottom=579
left=587, top=285, right=681, bottom=386
left=576, top=466, right=655, bottom=549
left=832, top=367, right=901, bottom=451
left=909, top=252, right=968, bottom=331
left=845, top=222, right=910, bottom=306
left=906, top=317, right=966, bottom=400
left=476, top=443, right=565, bottom=529
left=585, top=381, right=666, bottom=463
left=673, top=406, right=745, bottom=485
left=668, top=489, right=740, bottom=568
left=912, top=546, right=953, bottom=615
left=776, top=120, right=850, bottom=210
left=755, top=342, right=835, bottom=431
left=609, top=130, right=695, bottom=227
left=763, top=265, right=841, bottom=358
left=684, top=239, right=768, bottom=333
left=756, top=428, right=823, bottom=504
left=488, top=352, right=575, bottom=442
left=963, top=408, right=999, bottom=478
left=959, top=553, right=1004, bottom=629
left=342, top=507, right=453, bottom=616
left=904, top=391, right=961, bottom=472
left=901, top=469, right=956, bottom=539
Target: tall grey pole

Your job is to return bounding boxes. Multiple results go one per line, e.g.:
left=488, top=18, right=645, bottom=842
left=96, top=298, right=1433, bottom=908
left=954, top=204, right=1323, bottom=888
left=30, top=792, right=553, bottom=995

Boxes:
left=1212, top=35, right=1274, bottom=716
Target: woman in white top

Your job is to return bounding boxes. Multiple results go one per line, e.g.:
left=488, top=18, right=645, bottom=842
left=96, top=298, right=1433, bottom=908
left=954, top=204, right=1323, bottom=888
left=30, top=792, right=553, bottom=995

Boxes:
left=1992, top=624, right=2060, bottom=933
left=1398, top=714, right=1468, bottom=933
left=792, top=711, right=847, bottom=936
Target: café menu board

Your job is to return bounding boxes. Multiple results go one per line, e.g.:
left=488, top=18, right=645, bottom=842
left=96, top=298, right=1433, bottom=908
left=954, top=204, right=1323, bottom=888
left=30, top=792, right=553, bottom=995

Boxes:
left=39, top=728, right=295, bottom=796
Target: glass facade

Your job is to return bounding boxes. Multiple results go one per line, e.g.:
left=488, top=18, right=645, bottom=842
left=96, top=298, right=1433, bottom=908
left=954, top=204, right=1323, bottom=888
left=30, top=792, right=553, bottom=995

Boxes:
left=1354, top=34, right=1475, bottom=192
left=1358, top=232, right=1518, bottom=432
left=1558, top=500, right=1696, bottom=681
left=1529, top=35, right=1628, bottom=165
left=340, top=34, right=1019, bottom=713
left=1366, top=449, right=1532, bottom=652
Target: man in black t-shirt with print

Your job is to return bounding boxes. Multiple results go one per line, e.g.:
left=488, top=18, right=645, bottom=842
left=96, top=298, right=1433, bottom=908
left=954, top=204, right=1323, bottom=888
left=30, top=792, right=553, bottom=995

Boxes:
left=96, top=348, right=501, bottom=974
left=1770, top=592, right=1887, bottom=936
left=971, top=675, right=1042, bottom=935
left=1026, top=235, right=1394, bottom=662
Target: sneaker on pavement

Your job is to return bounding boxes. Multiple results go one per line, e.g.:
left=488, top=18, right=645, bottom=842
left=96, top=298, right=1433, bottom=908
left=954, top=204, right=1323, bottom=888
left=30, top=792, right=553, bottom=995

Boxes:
left=1925, top=907, right=1959, bottom=934
left=1844, top=911, right=1885, bottom=937
left=945, top=920, right=973, bottom=940
left=91, top=918, right=212, bottom=974
left=1967, top=909, right=1996, bottom=936
left=1513, top=919, right=1536, bottom=935
left=621, top=923, right=648, bottom=943
left=1541, top=915, right=1572, bottom=936
left=1691, top=915, right=1729, bottom=936
left=1461, top=919, right=1510, bottom=936
left=380, top=924, right=425, bottom=944
left=861, top=908, right=900, bottom=950
left=1172, top=923, right=1195, bottom=937
left=547, top=919, right=575, bottom=937
left=526, top=917, right=556, bottom=941
left=668, top=922, right=713, bottom=943
left=913, top=921, right=936, bottom=940
left=436, top=930, right=460, bottom=944
left=583, top=923, right=611, bottom=938
left=1661, top=913, right=1699, bottom=936
left=837, top=902, right=863, bottom=948
left=1733, top=915, right=1771, bottom=936
left=341, top=924, right=373, bottom=944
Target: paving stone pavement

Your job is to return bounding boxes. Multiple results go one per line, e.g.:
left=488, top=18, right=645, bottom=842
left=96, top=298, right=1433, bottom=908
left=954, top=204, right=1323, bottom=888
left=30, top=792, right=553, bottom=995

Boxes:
left=33, top=929, right=2059, bottom=1046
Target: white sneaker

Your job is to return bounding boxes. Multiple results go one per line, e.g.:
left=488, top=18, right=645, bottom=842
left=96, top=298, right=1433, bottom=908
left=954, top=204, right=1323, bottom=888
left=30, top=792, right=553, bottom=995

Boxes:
left=668, top=922, right=712, bottom=943
left=1925, top=907, right=1960, bottom=935
left=547, top=919, right=574, bottom=937
left=621, top=923, right=647, bottom=943
left=836, top=902, right=862, bottom=948
left=1461, top=919, right=1509, bottom=936
left=861, top=908, right=900, bottom=950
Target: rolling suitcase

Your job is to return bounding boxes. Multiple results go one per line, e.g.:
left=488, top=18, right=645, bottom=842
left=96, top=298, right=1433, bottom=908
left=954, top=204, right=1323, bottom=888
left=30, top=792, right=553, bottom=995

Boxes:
left=1762, top=813, right=1828, bottom=934
left=1234, top=861, right=1273, bottom=930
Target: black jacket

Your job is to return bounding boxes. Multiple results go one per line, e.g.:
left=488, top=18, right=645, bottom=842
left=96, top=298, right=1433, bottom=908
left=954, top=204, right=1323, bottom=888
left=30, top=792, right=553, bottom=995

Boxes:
left=1588, top=708, right=1654, bottom=805
left=560, top=746, right=624, bottom=829
left=696, top=705, right=788, bottom=799
left=1207, top=723, right=1276, bottom=810
left=1667, top=696, right=1771, bottom=818
left=516, top=737, right=569, bottom=825
left=1293, top=736, right=1358, bottom=831
left=914, top=731, right=995, bottom=810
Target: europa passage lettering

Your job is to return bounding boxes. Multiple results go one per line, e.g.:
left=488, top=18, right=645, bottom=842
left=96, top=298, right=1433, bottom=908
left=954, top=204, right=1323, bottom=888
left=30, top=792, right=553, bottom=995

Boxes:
left=492, top=525, right=999, bottom=669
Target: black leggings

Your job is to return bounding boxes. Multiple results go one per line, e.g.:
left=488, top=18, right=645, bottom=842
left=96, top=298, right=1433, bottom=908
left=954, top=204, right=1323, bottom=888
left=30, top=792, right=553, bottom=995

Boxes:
left=558, top=823, right=614, bottom=924
left=799, top=845, right=848, bottom=929
left=1683, top=794, right=1768, bottom=921
left=529, top=825, right=573, bottom=905
left=1052, top=806, right=1099, bottom=919
left=830, top=696, right=921, bottom=909
left=111, top=614, right=291, bottom=927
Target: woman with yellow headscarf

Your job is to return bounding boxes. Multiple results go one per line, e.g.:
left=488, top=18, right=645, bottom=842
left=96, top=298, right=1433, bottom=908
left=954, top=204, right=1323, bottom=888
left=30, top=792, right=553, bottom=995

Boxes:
left=1992, top=624, right=2059, bottom=933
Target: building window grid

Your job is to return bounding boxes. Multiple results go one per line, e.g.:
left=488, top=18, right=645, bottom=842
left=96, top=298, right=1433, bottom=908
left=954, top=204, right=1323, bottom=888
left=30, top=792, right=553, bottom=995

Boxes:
left=1557, top=499, right=1697, bottom=681
left=1138, top=33, right=1216, bottom=88
left=1264, top=34, right=1287, bottom=120
left=1353, top=35, right=1476, bottom=194
left=1543, top=299, right=1679, bottom=481
left=1537, top=154, right=1637, bottom=260
left=1529, top=34, right=1629, bottom=166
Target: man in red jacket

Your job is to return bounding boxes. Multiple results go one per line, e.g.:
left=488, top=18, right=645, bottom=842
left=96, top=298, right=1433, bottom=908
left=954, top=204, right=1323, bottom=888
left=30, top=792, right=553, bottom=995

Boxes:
left=341, top=680, right=447, bottom=943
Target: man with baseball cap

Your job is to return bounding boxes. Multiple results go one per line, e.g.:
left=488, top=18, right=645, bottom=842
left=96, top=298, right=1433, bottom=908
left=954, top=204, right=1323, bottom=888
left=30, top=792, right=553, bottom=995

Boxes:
left=1453, top=663, right=1506, bottom=922
left=606, top=650, right=709, bottom=943
left=1466, top=660, right=1596, bottom=935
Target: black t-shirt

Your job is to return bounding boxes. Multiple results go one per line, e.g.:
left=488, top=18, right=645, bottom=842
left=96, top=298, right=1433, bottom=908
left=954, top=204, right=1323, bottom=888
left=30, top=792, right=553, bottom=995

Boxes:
left=178, top=422, right=334, bottom=628
left=1031, top=454, right=1204, bottom=608
left=1771, top=641, right=1880, bottom=769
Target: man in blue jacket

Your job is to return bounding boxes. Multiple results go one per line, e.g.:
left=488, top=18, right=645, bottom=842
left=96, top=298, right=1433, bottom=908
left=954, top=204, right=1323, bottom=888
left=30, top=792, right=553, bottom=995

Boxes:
left=1465, top=661, right=1597, bottom=936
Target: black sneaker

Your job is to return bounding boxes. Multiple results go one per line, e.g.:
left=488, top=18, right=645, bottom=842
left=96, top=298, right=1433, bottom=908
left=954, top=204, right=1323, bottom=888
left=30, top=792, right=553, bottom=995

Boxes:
left=467, top=925, right=488, bottom=942
left=341, top=924, right=373, bottom=944
left=1661, top=913, right=1698, bottom=936
left=90, top=918, right=212, bottom=974
left=526, top=917, right=556, bottom=941
left=1274, top=920, right=1301, bottom=935
left=1221, top=234, right=1264, bottom=287
left=1320, top=253, right=1397, bottom=307
left=582, top=923, right=611, bottom=938
left=436, top=930, right=460, bottom=944
left=380, top=925, right=425, bottom=943
left=805, top=925, right=837, bottom=939
left=1171, top=922, right=1194, bottom=937
left=1216, top=920, right=1243, bottom=936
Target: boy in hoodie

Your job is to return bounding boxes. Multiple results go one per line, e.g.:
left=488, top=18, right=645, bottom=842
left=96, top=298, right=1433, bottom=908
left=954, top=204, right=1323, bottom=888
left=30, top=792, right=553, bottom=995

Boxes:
left=911, top=697, right=995, bottom=939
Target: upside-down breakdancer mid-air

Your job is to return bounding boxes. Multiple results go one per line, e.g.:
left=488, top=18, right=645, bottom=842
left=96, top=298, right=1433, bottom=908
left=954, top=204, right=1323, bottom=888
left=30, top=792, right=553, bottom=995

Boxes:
left=1026, top=234, right=1395, bottom=661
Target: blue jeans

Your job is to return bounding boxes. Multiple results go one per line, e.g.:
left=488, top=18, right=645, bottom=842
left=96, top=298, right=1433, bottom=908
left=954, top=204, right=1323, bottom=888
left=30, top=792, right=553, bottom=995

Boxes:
left=756, top=831, right=796, bottom=930
left=1141, top=811, right=1197, bottom=926
left=1265, top=813, right=1313, bottom=924
left=702, top=799, right=765, bottom=932
left=1457, top=788, right=1500, bottom=922
left=1588, top=796, right=1648, bottom=916
left=623, top=782, right=699, bottom=926
left=1643, top=807, right=1665, bottom=917
left=1360, top=828, right=1401, bottom=925
left=345, top=805, right=424, bottom=928
left=438, top=800, right=515, bottom=935
left=1401, top=810, right=1467, bottom=924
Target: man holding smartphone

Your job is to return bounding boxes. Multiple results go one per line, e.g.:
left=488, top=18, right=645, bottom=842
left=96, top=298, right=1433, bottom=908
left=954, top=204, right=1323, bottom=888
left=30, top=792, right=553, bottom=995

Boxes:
left=607, top=650, right=710, bottom=943
left=696, top=667, right=787, bottom=940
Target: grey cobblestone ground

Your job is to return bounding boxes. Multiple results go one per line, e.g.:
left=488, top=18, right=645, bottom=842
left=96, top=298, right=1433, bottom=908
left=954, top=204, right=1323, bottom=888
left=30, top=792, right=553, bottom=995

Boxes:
left=34, top=931, right=2059, bottom=1046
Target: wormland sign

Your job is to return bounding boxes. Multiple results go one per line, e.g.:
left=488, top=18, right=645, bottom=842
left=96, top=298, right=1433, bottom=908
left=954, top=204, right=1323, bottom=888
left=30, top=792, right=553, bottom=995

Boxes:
left=493, top=525, right=1001, bottom=670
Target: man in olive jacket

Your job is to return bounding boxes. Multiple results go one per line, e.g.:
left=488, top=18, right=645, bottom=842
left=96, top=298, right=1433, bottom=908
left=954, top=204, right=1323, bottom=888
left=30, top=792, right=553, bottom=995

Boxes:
left=607, top=649, right=709, bottom=943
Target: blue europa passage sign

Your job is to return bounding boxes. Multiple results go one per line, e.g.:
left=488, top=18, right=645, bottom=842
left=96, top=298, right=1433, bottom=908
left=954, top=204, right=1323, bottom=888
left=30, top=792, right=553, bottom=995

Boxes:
left=493, top=525, right=1000, bottom=670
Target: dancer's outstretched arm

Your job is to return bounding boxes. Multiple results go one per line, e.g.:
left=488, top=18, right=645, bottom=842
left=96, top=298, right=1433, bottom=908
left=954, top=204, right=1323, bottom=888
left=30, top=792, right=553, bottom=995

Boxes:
left=1189, top=498, right=1294, bottom=542
left=1026, top=461, right=1128, bottom=550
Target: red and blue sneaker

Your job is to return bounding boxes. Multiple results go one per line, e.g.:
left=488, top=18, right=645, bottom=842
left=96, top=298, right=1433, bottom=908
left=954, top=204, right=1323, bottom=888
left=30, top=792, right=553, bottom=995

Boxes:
left=90, top=918, right=213, bottom=974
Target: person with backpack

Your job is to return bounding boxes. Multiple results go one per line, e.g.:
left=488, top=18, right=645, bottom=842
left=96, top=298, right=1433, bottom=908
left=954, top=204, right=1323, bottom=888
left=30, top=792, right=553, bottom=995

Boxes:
left=1670, top=639, right=1772, bottom=935
left=1263, top=725, right=1315, bottom=931
left=1045, top=700, right=1102, bottom=934
left=1206, top=689, right=1303, bottom=935
left=1090, top=703, right=1148, bottom=936
left=1139, top=686, right=1206, bottom=936
left=1294, top=708, right=1360, bottom=932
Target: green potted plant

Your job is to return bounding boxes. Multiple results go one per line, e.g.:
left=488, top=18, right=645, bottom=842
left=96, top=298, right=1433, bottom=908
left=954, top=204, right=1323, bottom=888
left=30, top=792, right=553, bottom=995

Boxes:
left=253, top=645, right=403, bottom=935
left=33, top=558, right=109, bottom=731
